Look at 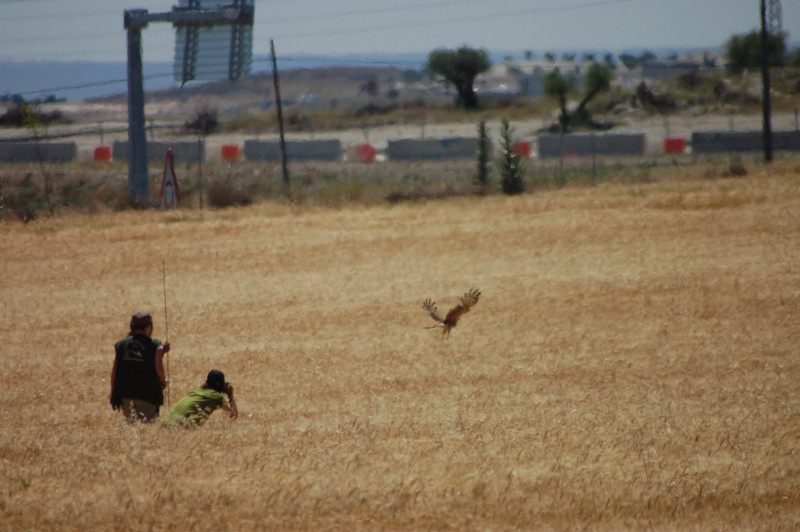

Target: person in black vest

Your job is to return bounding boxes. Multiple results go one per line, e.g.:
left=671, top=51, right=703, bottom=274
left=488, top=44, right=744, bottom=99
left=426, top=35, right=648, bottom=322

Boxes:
left=110, top=311, right=170, bottom=422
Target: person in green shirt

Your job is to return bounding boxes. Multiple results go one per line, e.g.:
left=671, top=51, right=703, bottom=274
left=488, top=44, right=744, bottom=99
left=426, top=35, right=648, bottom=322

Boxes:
left=161, top=370, right=238, bottom=428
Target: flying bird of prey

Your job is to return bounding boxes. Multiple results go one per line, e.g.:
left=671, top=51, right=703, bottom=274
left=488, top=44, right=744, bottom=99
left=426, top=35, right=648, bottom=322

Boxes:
left=422, top=288, right=481, bottom=337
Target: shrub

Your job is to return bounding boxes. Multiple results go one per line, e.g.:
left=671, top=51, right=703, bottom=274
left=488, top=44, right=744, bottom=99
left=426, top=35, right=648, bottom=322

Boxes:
left=5, top=173, right=46, bottom=222
left=206, top=181, right=253, bottom=208
left=185, top=108, right=219, bottom=135
left=497, top=118, right=525, bottom=195
left=725, top=163, right=748, bottom=177
left=0, top=103, right=67, bottom=127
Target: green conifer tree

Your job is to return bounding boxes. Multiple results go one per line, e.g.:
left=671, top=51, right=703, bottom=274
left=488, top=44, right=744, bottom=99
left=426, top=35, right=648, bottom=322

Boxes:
left=498, top=118, right=525, bottom=196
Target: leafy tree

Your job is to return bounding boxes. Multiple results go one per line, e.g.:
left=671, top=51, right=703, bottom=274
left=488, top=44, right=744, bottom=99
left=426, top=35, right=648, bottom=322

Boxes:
left=543, top=69, right=574, bottom=130
left=185, top=107, right=219, bottom=134
left=618, top=53, right=636, bottom=69
left=788, top=47, right=800, bottom=68
left=497, top=118, right=524, bottom=196
left=725, top=30, right=787, bottom=73
left=543, top=63, right=612, bottom=129
left=426, top=46, right=490, bottom=109
left=618, top=50, right=655, bottom=69
left=573, top=63, right=613, bottom=124
left=639, top=50, right=657, bottom=65
left=0, top=102, right=64, bottom=127
left=544, top=52, right=555, bottom=62
left=21, top=105, right=55, bottom=216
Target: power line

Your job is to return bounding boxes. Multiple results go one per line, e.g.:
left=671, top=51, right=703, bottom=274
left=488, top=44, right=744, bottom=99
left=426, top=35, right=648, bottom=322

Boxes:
left=264, top=55, right=426, bottom=69
left=2, top=0, right=642, bottom=59
left=0, top=32, right=115, bottom=46
left=12, top=72, right=173, bottom=97
left=2, top=9, right=120, bottom=21
left=4, top=52, right=429, bottom=98
left=266, top=0, right=504, bottom=24
left=2, top=0, right=647, bottom=96
left=0, top=0, right=496, bottom=47
left=262, top=0, right=640, bottom=44
left=0, top=0, right=491, bottom=48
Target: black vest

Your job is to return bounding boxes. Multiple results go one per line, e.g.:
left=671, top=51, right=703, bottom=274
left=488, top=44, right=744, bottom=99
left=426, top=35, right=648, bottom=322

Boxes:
left=112, top=333, right=164, bottom=406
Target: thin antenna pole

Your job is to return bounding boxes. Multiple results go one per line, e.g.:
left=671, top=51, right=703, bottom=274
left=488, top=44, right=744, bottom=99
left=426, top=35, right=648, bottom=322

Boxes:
left=162, top=258, right=170, bottom=408
left=271, top=39, right=289, bottom=189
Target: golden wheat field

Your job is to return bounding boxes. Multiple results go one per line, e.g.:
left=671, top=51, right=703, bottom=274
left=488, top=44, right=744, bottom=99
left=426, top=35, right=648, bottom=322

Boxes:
left=1, top=162, right=800, bottom=531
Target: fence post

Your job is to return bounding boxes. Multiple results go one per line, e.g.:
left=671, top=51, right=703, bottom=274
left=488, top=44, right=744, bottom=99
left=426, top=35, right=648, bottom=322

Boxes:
left=197, top=138, right=203, bottom=209
left=558, top=122, right=565, bottom=189
left=591, top=132, right=597, bottom=186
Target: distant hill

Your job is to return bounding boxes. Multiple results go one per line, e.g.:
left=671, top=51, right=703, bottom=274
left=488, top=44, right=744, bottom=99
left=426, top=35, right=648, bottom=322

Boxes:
left=0, top=60, right=174, bottom=101
left=0, top=53, right=429, bottom=102
left=0, top=47, right=731, bottom=103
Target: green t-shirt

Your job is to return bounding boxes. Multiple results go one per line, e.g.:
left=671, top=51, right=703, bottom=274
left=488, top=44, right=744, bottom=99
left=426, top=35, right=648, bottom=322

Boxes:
left=161, top=388, right=226, bottom=428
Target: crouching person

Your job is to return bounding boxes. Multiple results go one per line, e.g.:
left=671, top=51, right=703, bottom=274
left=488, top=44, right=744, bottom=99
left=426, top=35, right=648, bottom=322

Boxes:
left=161, top=370, right=238, bottom=429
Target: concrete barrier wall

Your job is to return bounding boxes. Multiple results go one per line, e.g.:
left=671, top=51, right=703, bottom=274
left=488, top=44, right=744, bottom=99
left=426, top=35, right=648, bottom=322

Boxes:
left=766, top=130, right=800, bottom=151
left=537, top=133, right=645, bottom=157
left=0, top=142, right=77, bottom=163
left=387, top=137, right=478, bottom=160
left=112, top=140, right=204, bottom=163
left=243, top=139, right=342, bottom=161
left=691, top=130, right=800, bottom=153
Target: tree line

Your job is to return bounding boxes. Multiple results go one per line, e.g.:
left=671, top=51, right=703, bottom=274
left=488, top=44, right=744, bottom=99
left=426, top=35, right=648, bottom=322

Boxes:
left=425, top=30, right=800, bottom=121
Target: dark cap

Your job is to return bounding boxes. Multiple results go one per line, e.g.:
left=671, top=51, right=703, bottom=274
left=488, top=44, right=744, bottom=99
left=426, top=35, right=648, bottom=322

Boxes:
left=203, top=370, right=227, bottom=393
left=130, top=311, right=153, bottom=330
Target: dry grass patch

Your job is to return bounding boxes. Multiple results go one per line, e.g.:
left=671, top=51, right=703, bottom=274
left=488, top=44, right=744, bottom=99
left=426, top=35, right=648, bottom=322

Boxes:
left=1, top=167, right=799, bottom=530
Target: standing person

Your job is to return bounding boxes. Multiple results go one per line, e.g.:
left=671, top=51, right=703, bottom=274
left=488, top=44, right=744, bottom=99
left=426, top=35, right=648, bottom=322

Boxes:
left=110, top=311, right=170, bottom=422
left=161, top=370, right=238, bottom=429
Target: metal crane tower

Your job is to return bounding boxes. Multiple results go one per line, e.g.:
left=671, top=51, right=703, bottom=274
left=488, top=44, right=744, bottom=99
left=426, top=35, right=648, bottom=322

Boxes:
left=768, top=0, right=782, bottom=35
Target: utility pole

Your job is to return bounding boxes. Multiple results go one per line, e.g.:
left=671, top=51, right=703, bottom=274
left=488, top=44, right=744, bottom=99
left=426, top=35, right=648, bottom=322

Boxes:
left=760, top=0, right=773, bottom=163
left=271, top=39, right=289, bottom=189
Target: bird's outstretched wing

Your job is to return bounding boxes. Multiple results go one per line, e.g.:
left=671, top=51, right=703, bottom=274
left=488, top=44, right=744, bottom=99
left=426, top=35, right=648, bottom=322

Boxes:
left=443, top=288, right=481, bottom=327
left=422, top=298, right=446, bottom=324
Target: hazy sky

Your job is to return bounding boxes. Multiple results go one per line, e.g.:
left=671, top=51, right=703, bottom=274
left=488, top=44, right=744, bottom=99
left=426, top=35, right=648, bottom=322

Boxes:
left=1, top=0, right=798, bottom=65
